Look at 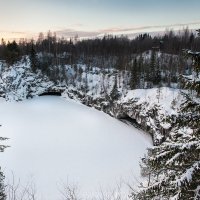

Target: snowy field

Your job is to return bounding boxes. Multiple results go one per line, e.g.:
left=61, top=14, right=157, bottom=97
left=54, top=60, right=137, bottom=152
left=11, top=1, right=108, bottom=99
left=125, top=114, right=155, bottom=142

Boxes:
left=0, top=96, right=151, bottom=200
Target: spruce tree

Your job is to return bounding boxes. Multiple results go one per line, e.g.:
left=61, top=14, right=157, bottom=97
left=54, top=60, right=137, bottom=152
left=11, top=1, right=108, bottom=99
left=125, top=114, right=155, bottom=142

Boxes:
left=149, top=49, right=161, bottom=86
left=131, top=29, right=200, bottom=200
left=154, top=59, right=161, bottom=86
left=110, top=74, right=120, bottom=101
left=149, top=49, right=156, bottom=85
left=130, top=58, right=138, bottom=89
left=0, top=170, right=5, bottom=200
left=30, top=41, right=38, bottom=73
left=4, top=41, right=20, bottom=65
left=0, top=131, right=8, bottom=200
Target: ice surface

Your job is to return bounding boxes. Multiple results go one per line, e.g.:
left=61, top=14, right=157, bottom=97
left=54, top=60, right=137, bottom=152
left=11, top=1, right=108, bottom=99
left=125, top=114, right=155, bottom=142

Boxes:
left=0, top=96, right=151, bottom=199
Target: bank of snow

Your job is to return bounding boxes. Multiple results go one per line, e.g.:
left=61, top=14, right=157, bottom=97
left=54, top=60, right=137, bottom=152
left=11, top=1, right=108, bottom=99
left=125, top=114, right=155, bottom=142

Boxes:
left=0, top=96, right=151, bottom=200
left=120, top=87, right=185, bottom=143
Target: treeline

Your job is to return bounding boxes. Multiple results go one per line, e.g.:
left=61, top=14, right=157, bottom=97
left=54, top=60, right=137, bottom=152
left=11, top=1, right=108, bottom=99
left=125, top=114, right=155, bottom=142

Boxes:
left=1, top=28, right=200, bottom=63
left=0, top=28, right=199, bottom=89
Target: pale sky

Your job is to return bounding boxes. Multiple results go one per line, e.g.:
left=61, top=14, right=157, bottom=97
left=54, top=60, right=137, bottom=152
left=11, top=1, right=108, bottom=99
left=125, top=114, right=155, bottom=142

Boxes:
left=1, top=0, right=200, bottom=40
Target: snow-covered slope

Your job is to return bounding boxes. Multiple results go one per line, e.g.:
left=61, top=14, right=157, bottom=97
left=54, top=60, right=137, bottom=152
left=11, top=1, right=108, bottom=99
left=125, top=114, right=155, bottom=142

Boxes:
left=119, top=87, right=185, bottom=144
left=0, top=58, right=54, bottom=101
left=0, top=56, right=192, bottom=199
left=0, top=58, right=186, bottom=144
left=0, top=96, right=151, bottom=200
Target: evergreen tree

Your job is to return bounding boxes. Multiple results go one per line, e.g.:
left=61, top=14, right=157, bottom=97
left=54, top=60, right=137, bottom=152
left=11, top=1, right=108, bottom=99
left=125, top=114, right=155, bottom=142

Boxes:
left=131, top=29, right=200, bottom=200
left=0, top=169, right=5, bottom=200
left=30, top=41, right=38, bottom=73
left=110, top=74, right=120, bottom=101
left=4, top=41, right=21, bottom=65
left=149, top=49, right=156, bottom=85
left=130, top=58, right=138, bottom=89
left=0, top=130, right=8, bottom=200
left=148, top=49, right=162, bottom=87
left=138, top=54, right=145, bottom=88
left=182, top=50, right=200, bottom=96
left=154, top=59, right=161, bottom=86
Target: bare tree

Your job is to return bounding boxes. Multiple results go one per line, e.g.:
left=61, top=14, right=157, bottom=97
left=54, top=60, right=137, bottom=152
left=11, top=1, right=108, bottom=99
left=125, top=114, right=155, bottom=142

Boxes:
left=58, top=180, right=81, bottom=200
left=6, top=173, right=37, bottom=200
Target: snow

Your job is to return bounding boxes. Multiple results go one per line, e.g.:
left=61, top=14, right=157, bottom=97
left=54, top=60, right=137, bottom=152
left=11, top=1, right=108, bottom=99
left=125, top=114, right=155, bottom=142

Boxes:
left=176, top=161, right=200, bottom=187
left=0, top=96, right=151, bottom=200
left=122, top=87, right=183, bottom=116
left=120, top=87, right=185, bottom=143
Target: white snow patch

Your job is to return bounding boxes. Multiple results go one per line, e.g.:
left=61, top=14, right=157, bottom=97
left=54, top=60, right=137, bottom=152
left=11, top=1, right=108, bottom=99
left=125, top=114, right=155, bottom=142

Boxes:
left=0, top=96, right=151, bottom=200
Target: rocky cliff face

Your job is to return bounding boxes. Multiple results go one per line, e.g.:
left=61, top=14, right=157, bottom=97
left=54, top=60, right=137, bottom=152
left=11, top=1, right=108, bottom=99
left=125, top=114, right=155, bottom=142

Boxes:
left=0, top=57, right=185, bottom=145
left=64, top=87, right=184, bottom=145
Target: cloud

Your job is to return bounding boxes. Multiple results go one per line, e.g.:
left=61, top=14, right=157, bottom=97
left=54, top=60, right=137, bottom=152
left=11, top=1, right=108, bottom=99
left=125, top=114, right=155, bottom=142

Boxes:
left=11, top=31, right=27, bottom=34
left=1, top=20, right=200, bottom=41
left=0, top=31, right=29, bottom=41
left=56, top=21, right=200, bottom=39
left=99, top=21, right=200, bottom=34
left=56, top=28, right=100, bottom=38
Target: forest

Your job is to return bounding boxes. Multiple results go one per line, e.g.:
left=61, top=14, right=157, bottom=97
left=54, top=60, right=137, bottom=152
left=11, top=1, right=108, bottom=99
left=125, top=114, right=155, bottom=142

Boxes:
left=0, top=28, right=199, bottom=90
left=0, top=28, right=200, bottom=200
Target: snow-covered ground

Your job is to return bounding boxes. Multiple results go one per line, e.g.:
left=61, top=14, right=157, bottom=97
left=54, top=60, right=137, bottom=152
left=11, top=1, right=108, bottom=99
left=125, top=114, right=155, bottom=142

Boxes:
left=0, top=96, right=151, bottom=200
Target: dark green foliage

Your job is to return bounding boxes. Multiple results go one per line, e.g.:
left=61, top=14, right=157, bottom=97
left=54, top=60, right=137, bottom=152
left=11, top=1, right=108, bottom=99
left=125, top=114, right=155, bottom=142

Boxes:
left=182, top=50, right=200, bottom=96
left=0, top=170, right=6, bottom=200
left=149, top=50, right=156, bottom=84
left=29, top=42, right=38, bottom=73
left=38, top=54, right=53, bottom=75
left=110, top=74, right=120, bottom=101
left=3, top=41, right=21, bottom=65
left=130, top=58, right=138, bottom=89
left=132, top=127, right=200, bottom=199
left=0, top=28, right=199, bottom=89
left=0, top=131, right=8, bottom=200
left=149, top=50, right=161, bottom=86
left=132, top=29, right=200, bottom=200
left=154, top=60, right=161, bottom=86
left=178, top=93, right=200, bottom=132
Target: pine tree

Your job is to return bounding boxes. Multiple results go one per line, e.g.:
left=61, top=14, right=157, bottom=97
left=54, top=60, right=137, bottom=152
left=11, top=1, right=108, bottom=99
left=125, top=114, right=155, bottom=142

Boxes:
left=154, top=59, right=161, bottom=86
left=131, top=29, right=200, bottom=200
left=0, top=169, right=6, bottom=200
left=4, top=41, right=21, bottom=65
left=138, top=54, right=145, bottom=88
left=149, top=49, right=156, bottom=85
left=30, top=41, right=38, bottom=73
left=110, top=74, right=119, bottom=101
left=182, top=50, right=200, bottom=96
left=130, top=58, right=138, bottom=89
left=149, top=49, right=161, bottom=86
left=0, top=131, right=8, bottom=200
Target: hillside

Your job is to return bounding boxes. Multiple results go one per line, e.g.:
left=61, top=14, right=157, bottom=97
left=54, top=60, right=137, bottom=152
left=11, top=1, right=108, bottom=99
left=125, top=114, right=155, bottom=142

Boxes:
left=0, top=46, right=199, bottom=199
left=0, top=56, right=186, bottom=144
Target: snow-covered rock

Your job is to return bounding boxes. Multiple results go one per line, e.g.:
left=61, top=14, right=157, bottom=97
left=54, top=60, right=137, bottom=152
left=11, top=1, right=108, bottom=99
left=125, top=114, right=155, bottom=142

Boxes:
left=0, top=58, right=186, bottom=144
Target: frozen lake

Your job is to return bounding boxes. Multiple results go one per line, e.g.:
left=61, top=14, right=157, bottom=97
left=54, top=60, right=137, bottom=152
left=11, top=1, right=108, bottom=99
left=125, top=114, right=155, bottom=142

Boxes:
left=0, top=96, right=151, bottom=200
